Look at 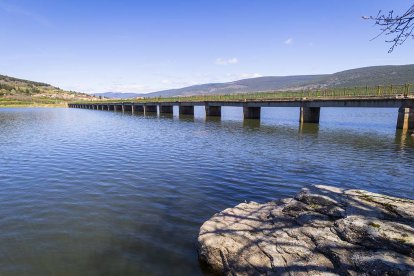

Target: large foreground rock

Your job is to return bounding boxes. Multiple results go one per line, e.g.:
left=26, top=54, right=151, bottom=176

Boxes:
left=198, top=185, right=414, bottom=275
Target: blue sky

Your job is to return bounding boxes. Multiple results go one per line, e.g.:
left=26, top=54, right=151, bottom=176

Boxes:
left=0, top=0, right=412, bottom=93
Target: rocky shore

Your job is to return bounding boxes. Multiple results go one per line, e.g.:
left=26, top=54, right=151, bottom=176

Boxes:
left=198, top=185, right=414, bottom=275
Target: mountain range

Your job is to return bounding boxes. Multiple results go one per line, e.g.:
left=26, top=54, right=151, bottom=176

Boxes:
left=94, top=64, right=414, bottom=99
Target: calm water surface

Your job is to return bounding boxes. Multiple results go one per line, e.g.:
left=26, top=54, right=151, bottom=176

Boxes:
left=0, top=107, right=413, bottom=275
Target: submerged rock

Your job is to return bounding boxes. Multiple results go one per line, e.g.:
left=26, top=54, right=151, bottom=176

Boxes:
left=198, top=185, right=414, bottom=275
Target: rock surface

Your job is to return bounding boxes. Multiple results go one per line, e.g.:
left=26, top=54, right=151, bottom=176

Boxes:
left=198, top=185, right=414, bottom=275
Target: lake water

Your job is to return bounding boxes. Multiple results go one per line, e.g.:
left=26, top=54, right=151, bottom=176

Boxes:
left=0, top=107, right=413, bottom=275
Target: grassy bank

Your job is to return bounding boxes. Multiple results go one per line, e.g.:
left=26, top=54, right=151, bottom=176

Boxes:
left=0, top=103, right=68, bottom=108
left=0, top=74, right=98, bottom=107
left=0, top=97, right=68, bottom=107
left=0, top=96, right=99, bottom=108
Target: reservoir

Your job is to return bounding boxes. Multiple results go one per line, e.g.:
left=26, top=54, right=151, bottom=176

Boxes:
left=0, top=107, right=413, bottom=275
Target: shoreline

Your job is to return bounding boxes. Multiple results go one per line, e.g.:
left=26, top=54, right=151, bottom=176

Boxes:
left=0, top=104, right=67, bottom=108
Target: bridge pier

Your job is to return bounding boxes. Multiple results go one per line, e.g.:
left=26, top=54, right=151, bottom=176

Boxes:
left=243, top=106, right=261, bottom=119
left=300, top=107, right=320, bottom=124
left=159, top=105, right=174, bottom=114
left=205, top=105, right=221, bottom=117
left=144, top=105, right=157, bottom=113
left=396, top=107, right=414, bottom=130
left=123, top=104, right=132, bottom=112
left=179, top=105, right=194, bottom=115
left=68, top=97, right=414, bottom=132
left=134, top=105, right=144, bottom=113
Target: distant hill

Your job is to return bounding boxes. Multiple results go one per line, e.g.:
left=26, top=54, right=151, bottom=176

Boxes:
left=145, top=75, right=328, bottom=97
left=96, top=64, right=414, bottom=98
left=0, top=74, right=96, bottom=106
left=303, top=64, right=414, bottom=89
left=93, top=92, right=145, bottom=99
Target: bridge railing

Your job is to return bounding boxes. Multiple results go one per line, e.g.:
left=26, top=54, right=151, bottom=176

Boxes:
left=70, top=84, right=414, bottom=104
left=136, top=84, right=413, bottom=103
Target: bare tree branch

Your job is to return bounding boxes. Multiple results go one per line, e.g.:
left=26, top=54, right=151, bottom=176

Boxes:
left=364, top=4, right=414, bottom=53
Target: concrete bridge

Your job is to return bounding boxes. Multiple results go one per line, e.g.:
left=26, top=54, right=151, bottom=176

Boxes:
left=68, top=96, right=414, bottom=130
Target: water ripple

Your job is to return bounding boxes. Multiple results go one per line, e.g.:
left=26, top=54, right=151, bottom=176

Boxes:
left=0, top=107, right=413, bottom=275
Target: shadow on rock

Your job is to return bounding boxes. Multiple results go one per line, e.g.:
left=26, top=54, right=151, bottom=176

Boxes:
left=198, top=185, right=414, bottom=275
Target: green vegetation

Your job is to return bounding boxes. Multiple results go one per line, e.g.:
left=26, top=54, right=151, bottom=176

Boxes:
left=368, top=222, right=381, bottom=228
left=308, top=204, right=321, bottom=209
left=394, top=237, right=408, bottom=244
left=72, top=84, right=413, bottom=104
left=0, top=97, right=69, bottom=107
left=311, top=65, right=414, bottom=88
left=0, top=74, right=97, bottom=107
left=359, top=193, right=401, bottom=217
